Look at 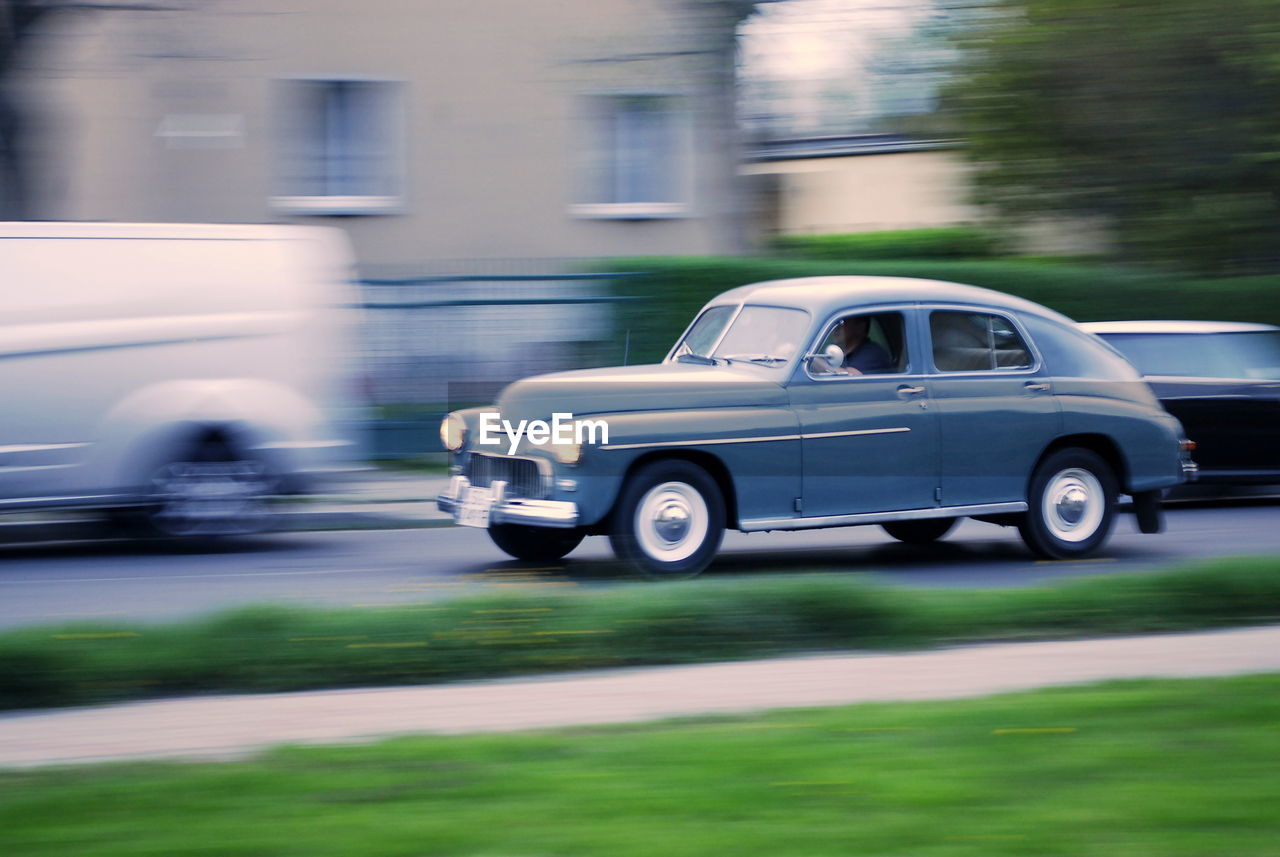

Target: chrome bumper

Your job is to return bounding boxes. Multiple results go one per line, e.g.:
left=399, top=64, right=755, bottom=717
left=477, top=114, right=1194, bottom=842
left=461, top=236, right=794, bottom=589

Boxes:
left=436, top=475, right=580, bottom=529
left=1182, top=459, right=1199, bottom=482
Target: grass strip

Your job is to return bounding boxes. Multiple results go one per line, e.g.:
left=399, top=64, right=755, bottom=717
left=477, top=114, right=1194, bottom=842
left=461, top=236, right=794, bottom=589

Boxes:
left=3, top=673, right=1279, bottom=856
left=2, top=557, right=1279, bottom=713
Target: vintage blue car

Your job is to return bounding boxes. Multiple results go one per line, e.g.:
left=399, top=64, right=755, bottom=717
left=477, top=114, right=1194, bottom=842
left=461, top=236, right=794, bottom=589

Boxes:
left=439, top=276, right=1195, bottom=576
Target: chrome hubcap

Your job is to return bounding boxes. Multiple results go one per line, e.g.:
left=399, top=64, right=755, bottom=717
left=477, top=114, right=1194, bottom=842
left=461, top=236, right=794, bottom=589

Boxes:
left=1042, top=467, right=1104, bottom=543
left=635, top=481, right=709, bottom=563
left=1056, top=486, right=1088, bottom=525
left=653, top=500, right=692, bottom=543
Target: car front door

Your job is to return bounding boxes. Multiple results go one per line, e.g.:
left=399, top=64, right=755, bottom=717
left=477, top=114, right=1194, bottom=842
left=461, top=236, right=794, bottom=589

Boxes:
left=789, top=308, right=940, bottom=518
left=924, top=307, right=1061, bottom=508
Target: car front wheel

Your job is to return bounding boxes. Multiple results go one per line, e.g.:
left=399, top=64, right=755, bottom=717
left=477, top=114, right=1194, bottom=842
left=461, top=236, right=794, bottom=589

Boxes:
left=1019, top=448, right=1117, bottom=559
left=488, top=523, right=584, bottom=561
left=608, top=460, right=725, bottom=578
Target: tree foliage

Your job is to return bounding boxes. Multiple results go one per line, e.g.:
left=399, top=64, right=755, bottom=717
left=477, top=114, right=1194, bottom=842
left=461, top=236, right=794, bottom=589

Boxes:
left=948, top=0, right=1280, bottom=272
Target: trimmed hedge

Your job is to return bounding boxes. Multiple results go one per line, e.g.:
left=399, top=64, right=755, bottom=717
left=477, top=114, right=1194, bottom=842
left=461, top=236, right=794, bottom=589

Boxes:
left=600, top=257, right=1280, bottom=365
left=771, top=227, right=1009, bottom=261
left=2, top=558, right=1279, bottom=712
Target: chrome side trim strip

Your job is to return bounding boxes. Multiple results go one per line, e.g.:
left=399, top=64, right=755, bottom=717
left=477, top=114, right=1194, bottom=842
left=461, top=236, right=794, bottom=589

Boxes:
left=601, top=434, right=799, bottom=451
left=0, top=442, right=89, bottom=455
left=0, top=494, right=125, bottom=509
left=801, top=427, right=910, bottom=440
left=740, top=501, right=1028, bottom=533
left=600, top=426, right=910, bottom=452
left=0, top=464, right=77, bottom=475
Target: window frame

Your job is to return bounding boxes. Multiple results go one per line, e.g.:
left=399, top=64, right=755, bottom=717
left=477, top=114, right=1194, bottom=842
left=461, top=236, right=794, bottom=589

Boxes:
left=924, top=305, right=1043, bottom=376
left=666, top=303, right=742, bottom=363
left=271, top=75, right=408, bottom=216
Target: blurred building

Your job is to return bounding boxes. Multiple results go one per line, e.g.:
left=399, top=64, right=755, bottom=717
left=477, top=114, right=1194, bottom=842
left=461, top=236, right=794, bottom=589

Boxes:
left=744, top=134, right=977, bottom=236
left=13, top=0, right=746, bottom=275
left=743, top=133, right=1106, bottom=256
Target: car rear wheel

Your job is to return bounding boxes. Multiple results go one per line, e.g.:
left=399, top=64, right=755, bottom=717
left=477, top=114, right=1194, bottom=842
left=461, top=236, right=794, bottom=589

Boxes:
left=881, top=517, right=956, bottom=545
left=609, top=460, right=725, bottom=578
left=488, top=523, right=585, bottom=561
left=1019, top=448, right=1117, bottom=559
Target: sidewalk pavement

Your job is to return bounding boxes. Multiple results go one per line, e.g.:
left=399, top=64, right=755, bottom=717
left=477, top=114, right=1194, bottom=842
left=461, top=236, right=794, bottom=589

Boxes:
left=274, top=470, right=453, bottom=530
left=0, top=470, right=453, bottom=542
left=3, top=624, right=1278, bottom=769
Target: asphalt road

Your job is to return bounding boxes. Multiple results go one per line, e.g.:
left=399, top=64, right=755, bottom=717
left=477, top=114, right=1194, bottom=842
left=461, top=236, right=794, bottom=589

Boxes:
left=0, top=502, right=1277, bottom=630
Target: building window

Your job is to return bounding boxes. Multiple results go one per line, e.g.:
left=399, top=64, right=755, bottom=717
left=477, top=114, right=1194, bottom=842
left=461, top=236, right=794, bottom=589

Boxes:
left=572, top=94, right=688, bottom=219
left=273, top=78, right=404, bottom=215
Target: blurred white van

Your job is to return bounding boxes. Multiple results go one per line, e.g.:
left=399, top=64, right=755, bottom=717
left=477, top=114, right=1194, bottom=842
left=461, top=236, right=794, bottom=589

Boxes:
left=0, top=222, right=361, bottom=535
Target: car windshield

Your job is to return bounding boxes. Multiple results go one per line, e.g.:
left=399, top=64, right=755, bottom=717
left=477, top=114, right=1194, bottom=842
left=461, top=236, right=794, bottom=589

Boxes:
left=673, top=305, right=735, bottom=360
left=1102, top=331, right=1280, bottom=379
left=672, top=305, right=810, bottom=368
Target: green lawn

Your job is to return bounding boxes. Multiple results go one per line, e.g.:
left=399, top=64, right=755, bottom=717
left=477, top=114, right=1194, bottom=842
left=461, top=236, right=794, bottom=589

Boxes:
left=3, top=674, right=1278, bottom=856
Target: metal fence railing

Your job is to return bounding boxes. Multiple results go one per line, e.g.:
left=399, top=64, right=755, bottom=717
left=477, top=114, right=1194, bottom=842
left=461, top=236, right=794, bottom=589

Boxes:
left=355, top=271, right=639, bottom=458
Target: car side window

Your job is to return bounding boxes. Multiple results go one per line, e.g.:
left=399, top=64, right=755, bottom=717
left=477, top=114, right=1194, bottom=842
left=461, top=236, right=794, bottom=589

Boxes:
left=811, top=311, right=909, bottom=376
left=930, top=310, right=1032, bottom=372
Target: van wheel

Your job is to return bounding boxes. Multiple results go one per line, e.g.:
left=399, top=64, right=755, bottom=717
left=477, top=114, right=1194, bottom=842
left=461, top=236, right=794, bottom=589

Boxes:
left=1019, top=448, right=1117, bottom=559
left=882, top=517, right=956, bottom=545
left=135, top=442, right=275, bottom=537
left=608, top=460, right=724, bottom=578
left=489, top=524, right=584, bottom=561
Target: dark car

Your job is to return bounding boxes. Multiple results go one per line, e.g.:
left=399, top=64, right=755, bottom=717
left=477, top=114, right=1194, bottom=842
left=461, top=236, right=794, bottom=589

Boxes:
left=1083, top=321, right=1280, bottom=484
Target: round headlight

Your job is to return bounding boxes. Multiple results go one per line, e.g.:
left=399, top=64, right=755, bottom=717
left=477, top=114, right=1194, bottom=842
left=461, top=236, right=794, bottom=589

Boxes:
left=550, top=439, right=582, bottom=465
left=440, top=412, right=467, bottom=452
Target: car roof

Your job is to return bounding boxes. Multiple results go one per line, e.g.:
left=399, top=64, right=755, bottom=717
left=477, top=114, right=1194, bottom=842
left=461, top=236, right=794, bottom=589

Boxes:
left=1081, top=320, right=1280, bottom=335
left=710, top=276, right=1074, bottom=324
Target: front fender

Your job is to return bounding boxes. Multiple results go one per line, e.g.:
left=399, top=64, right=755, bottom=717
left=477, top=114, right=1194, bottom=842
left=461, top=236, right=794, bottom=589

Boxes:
left=552, top=406, right=803, bottom=529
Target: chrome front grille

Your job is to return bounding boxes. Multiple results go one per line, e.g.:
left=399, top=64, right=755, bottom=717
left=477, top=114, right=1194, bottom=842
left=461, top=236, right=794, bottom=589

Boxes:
left=465, top=453, right=546, bottom=499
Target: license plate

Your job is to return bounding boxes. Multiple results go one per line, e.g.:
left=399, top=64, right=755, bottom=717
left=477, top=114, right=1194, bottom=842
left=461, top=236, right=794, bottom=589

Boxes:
left=456, top=486, right=494, bottom=528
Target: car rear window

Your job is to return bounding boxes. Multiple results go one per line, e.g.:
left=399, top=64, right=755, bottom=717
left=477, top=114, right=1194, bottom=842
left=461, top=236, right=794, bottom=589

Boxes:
left=929, top=310, right=1032, bottom=372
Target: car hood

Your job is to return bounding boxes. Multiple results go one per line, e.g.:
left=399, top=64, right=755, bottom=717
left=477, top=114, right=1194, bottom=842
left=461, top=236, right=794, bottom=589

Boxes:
left=494, top=362, right=789, bottom=420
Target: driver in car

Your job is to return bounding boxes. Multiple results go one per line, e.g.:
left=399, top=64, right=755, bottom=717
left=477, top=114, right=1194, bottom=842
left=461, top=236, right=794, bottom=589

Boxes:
left=832, top=316, right=893, bottom=375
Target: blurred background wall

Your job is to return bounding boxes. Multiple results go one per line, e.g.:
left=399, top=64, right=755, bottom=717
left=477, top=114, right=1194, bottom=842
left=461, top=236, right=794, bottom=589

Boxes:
left=9, top=0, right=746, bottom=273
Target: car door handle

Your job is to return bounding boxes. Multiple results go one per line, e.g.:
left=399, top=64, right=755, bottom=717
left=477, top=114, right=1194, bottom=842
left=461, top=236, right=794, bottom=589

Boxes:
left=1024, top=381, right=1051, bottom=393
left=896, top=384, right=926, bottom=397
